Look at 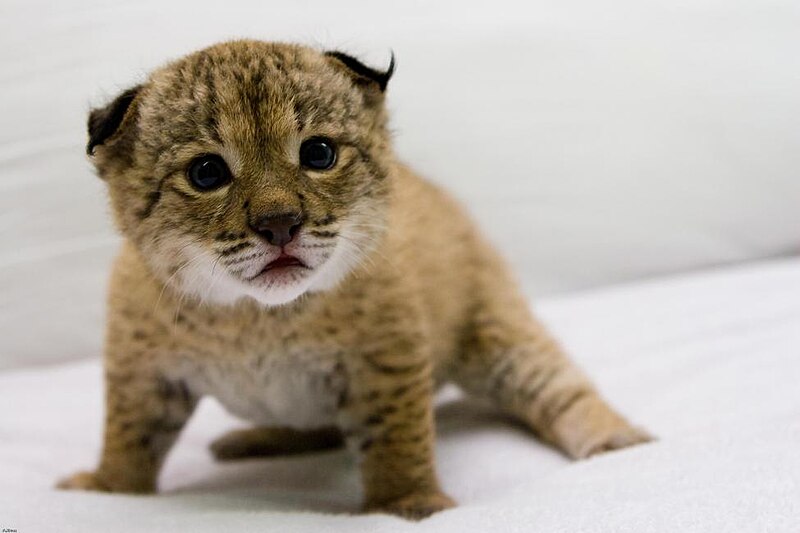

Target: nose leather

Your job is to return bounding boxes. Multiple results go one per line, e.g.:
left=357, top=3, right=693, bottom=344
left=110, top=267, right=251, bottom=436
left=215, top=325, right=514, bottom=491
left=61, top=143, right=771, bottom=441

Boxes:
left=250, top=213, right=304, bottom=246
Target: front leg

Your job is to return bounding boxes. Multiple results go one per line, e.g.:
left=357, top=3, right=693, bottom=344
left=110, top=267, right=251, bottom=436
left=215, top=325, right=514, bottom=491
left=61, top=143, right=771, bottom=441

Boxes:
left=57, top=361, right=197, bottom=493
left=344, top=347, right=454, bottom=520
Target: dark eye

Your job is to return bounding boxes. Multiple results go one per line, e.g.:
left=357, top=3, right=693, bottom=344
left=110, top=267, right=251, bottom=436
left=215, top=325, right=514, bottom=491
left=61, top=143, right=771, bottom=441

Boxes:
left=299, top=137, right=337, bottom=170
left=187, top=154, right=232, bottom=191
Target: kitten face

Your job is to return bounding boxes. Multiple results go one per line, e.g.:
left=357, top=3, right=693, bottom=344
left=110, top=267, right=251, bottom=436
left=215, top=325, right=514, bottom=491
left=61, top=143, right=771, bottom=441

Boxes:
left=90, top=41, right=394, bottom=306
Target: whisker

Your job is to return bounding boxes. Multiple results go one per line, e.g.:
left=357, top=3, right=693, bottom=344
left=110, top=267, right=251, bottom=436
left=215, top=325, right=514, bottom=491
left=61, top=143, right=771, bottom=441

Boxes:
left=335, top=233, right=380, bottom=274
left=170, top=248, right=215, bottom=332
left=201, top=255, right=225, bottom=307
left=153, top=245, right=209, bottom=315
left=338, top=228, right=396, bottom=272
left=210, top=253, right=223, bottom=280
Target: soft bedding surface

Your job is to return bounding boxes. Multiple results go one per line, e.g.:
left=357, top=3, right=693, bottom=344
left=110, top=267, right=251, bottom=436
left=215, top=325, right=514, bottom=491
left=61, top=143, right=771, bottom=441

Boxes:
left=1, top=257, right=799, bottom=532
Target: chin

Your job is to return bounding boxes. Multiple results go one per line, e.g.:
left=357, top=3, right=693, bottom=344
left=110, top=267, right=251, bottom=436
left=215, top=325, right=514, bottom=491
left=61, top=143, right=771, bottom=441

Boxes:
left=244, top=281, right=315, bottom=307
left=180, top=266, right=316, bottom=308
left=172, top=250, right=355, bottom=309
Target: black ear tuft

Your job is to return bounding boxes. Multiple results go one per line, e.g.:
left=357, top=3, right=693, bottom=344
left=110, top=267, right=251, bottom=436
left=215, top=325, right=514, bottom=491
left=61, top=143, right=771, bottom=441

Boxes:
left=325, top=51, right=395, bottom=92
left=87, top=85, right=142, bottom=156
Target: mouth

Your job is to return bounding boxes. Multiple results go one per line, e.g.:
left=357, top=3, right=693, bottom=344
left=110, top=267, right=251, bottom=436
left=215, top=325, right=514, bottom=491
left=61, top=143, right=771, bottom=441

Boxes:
left=252, top=253, right=308, bottom=278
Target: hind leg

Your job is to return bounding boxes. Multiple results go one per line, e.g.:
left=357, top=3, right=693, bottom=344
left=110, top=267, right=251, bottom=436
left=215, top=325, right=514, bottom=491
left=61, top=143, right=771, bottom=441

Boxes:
left=210, top=426, right=344, bottom=461
left=453, top=263, right=651, bottom=459
left=455, top=322, right=650, bottom=458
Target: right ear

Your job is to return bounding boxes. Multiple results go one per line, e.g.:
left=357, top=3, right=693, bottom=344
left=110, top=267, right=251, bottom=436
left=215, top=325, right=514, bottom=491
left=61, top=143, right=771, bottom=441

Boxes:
left=87, top=85, right=143, bottom=156
left=324, top=51, right=395, bottom=94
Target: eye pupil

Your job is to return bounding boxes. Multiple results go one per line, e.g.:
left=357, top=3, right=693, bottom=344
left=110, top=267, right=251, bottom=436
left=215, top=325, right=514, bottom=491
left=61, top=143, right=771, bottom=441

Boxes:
left=300, top=138, right=336, bottom=170
left=187, top=155, right=231, bottom=190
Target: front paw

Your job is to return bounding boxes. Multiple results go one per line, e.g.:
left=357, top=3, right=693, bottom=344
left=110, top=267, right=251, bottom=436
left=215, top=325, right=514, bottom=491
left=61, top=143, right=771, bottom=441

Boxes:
left=56, top=471, right=111, bottom=492
left=550, top=396, right=654, bottom=459
left=365, top=491, right=456, bottom=520
left=56, top=470, right=155, bottom=494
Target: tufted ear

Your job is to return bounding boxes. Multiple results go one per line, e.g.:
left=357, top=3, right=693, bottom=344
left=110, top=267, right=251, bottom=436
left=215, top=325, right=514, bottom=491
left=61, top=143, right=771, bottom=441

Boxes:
left=87, top=85, right=142, bottom=156
left=325, top=51, right=395, bottom=93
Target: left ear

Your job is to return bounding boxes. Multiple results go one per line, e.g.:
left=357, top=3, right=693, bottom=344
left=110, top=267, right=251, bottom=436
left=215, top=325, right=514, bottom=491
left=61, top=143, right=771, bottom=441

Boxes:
left=87, top=84, right=142, bottom=156
left=325, top=50, right=395, bottom=93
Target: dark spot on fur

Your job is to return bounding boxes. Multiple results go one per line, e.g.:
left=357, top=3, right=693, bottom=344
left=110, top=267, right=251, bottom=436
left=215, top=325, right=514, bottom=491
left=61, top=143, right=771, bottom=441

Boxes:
left=220, top=242, right=253, bottom=256
left=378, top=404, right=398, bottom=416
left=546, top=389, right=592, bottom=427
left=215, top=231, right=240, bottom=241
left=314, top=213, right=337, bottom=226
left=137, top=191, right=162, bottom=220
left=364, top=390, right=381, bottom=401
left=389, top=383, right=412, bottom=399
left=365, top=414, right=384, bottom=426
left=308, top=230, right=338, bottom=238
left=363, top=352, right=426, bottom=375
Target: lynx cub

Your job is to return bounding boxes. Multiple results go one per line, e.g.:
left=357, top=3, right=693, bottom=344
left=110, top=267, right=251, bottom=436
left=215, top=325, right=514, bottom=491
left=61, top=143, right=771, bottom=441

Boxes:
left=57, top=40, right=650, bottom=519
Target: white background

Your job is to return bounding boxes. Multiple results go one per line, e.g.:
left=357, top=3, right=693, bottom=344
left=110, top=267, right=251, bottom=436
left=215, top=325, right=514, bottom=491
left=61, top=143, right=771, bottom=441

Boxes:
left=1, top=0, right=798, bottom=367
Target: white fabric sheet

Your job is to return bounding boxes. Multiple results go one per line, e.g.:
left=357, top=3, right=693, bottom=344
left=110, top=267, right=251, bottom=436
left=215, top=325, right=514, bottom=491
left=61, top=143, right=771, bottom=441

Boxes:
left=2, top=258, right=798, bottom=532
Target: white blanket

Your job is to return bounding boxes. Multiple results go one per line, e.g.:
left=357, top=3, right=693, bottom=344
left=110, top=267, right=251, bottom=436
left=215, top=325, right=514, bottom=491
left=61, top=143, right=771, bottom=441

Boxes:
left=2, top=258, right=799, bottom=532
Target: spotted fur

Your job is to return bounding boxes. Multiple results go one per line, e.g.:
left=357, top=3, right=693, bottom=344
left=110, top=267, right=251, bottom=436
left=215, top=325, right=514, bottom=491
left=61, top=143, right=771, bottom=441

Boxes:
left=57, top=40, right=651, bottom=519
